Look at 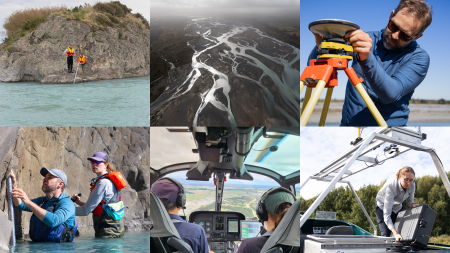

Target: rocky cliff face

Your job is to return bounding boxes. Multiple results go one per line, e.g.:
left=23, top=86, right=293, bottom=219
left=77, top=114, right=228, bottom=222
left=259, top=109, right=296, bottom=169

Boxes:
left=0, top=14, right=150, bottom=83
left=0, top=127, right=150, bottom=239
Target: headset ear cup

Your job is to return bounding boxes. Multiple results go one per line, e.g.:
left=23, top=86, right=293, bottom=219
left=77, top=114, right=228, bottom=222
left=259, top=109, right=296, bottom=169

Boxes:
left=180, top=192, right=186, bottom=208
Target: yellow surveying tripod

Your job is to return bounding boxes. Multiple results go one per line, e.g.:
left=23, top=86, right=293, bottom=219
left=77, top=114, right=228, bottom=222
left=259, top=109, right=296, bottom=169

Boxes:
left=300, top=20, right=387, bottom=127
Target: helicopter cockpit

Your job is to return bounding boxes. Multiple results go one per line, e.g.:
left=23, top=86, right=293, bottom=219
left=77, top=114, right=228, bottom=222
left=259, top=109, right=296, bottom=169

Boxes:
left=150, top=127, right=300, bottom=253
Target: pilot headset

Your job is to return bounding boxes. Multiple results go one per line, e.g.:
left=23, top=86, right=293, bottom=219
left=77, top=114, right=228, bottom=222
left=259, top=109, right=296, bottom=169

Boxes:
left=154, top=177, right=186, bottom=209
left=256, top=187, right=296, bottom=223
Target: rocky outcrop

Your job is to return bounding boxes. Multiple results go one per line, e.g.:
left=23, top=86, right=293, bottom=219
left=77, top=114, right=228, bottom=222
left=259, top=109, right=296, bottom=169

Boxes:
left=0, top=15, right=150, bottom=83
left=0, top=210, right=12, bottom=252
left=0, top=127, right=150, bottom=239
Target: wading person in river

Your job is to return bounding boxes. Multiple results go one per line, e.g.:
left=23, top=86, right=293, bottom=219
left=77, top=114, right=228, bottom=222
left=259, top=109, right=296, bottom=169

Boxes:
left=78, top=54, right=87, bottom=79
left=9, top=168, right=78, bottom=242
left=376, top=166, right=419, bottom=241
left=72, top=152, right=126, bottom=238
left=64, top=45, right=75, bottom=73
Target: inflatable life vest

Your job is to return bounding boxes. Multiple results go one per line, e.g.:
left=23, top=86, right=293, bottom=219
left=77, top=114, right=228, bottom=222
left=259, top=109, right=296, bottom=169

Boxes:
left=29, top=197, right=78, bottom=243
left=78, top=55, right=86, bottom=64
left=67, top=47, right=74, bottom=57
left=90, top=172, right=127, bottom=217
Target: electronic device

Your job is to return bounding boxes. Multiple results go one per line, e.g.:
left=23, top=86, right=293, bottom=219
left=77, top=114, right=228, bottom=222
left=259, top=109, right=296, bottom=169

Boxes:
left=308, top=19, right=360, bottom=39
left=240, top=220, right=260, bottom=240
left=394, top=204, right=437, bottom=247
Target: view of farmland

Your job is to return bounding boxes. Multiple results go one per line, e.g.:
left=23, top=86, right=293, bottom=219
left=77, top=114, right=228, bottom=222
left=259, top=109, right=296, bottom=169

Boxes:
left=180, top=182, right=300, bottom=220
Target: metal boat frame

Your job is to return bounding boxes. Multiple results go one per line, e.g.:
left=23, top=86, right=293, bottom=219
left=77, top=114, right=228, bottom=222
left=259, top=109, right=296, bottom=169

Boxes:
left=300, top=127, right=450, bottom=239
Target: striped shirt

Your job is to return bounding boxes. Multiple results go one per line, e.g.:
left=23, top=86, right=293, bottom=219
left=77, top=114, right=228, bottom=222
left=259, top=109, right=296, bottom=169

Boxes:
left=376, top=177, right=415, bottom=229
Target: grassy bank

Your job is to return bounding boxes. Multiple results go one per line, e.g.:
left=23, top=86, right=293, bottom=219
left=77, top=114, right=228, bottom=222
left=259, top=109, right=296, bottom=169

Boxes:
left=2, top=1, right=149, bottom=46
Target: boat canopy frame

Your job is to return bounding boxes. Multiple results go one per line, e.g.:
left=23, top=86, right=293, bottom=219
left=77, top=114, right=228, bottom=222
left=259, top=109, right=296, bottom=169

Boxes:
left=300, top=127, right=450, bottom=237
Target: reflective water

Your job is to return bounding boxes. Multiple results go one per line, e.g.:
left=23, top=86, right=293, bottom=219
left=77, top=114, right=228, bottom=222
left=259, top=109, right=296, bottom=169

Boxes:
left=0, top=75, right=150, bottom=126
left=9, top=232, right=150, bottom=252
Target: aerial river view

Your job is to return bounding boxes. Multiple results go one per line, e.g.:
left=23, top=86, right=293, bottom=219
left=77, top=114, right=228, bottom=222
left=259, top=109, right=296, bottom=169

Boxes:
left=151, top=17, right=300, bottom=126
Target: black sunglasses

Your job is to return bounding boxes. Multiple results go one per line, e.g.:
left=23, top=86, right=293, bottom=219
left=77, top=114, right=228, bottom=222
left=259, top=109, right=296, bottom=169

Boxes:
left=388, top=19, right=418, bottom=42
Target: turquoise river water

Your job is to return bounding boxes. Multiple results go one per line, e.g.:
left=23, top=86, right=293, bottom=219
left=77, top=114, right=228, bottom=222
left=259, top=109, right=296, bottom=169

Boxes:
left=8, top=232, right=150, bottom=252
left=0, top=75, right=150, bottom=126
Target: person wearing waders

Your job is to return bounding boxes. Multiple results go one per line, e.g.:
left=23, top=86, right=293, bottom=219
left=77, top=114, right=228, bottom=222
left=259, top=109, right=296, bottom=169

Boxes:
left=9, top=169, right=78, bottom=242
left=78, top=54, right=87, bottom=79
left=64, top=46, right=75, bottom=73
left=72, top=152, right=127, bottom=238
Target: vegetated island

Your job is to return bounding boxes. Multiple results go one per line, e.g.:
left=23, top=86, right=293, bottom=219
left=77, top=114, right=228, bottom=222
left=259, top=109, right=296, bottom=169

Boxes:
left=0, top=1, right=149, bottom=83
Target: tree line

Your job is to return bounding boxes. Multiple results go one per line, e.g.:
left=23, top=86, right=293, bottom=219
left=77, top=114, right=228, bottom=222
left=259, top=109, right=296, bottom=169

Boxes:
left=300, top=172, right=450, bottom=236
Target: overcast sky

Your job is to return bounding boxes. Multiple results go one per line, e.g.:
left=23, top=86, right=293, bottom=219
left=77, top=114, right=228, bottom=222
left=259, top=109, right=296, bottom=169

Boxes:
left=150, top=127, right=300, bottom=187
left=300, top=127, right=450, bottom=200
left=150, top=0, right=299, bottom=19
left=0, top=0, right=150, bottom=40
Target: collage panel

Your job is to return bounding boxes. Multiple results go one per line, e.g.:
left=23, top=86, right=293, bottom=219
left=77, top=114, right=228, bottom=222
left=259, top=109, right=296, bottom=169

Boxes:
left=300, top=0, right=448, bottom=127
left=300, top=126, right=450, bottom=252
left=150, top=0, right=300, bottom=127
left=150, top=127, right=300, bottom=253
left=0, top=127, right=150, bottom=251
left=0, top=1, right=150, bottom=127
left=0, top=0, right=151, bottom=252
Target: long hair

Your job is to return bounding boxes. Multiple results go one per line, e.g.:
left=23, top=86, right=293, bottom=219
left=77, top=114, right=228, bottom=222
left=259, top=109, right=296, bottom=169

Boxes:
left=105, top=161, right=115, bottom=173
left=396, top=166, right=415, bottom=179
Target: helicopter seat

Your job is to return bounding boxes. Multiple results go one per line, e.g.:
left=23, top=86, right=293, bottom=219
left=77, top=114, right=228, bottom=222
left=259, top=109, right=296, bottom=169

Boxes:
left=150, top=191, right=194, bottom=253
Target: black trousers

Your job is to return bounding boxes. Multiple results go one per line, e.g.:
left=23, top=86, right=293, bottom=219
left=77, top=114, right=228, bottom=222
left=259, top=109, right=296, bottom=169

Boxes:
left=67, top=56, right=73, bottom=71
left=375, top=205, right=401, bottom=236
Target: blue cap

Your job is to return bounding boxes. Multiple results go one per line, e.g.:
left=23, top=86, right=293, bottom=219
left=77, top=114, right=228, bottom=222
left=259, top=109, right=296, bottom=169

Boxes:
left=40, top=168, right=67, bottom=186
left=151, top=179, right=180, bottom=204
left=88, top=152, right=108, bottom=162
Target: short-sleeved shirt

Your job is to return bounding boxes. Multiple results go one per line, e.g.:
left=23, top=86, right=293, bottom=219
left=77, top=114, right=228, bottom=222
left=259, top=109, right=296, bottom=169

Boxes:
left=15, top=193, right=76, bottom=228
left=237, top=232, right=271, bottom=253
left=376, top=177, right=415, bottom=229
left=169, top=214, right=209, bottom=253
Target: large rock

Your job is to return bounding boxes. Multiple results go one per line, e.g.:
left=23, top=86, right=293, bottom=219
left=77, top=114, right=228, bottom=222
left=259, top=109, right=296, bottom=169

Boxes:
left=0, top=127, right=150, bottom=238
left=0, top=210, right=12, bottom=252
left=0, top=15, right=150, bottom=83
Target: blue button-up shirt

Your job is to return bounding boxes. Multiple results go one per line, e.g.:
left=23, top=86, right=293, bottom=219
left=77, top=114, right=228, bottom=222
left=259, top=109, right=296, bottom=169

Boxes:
left=169, top=214, right=209, bottom=253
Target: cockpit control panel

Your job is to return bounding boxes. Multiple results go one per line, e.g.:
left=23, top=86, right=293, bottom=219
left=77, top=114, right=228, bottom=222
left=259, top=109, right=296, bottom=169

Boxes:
left=189, top=211, right=246, bottom=253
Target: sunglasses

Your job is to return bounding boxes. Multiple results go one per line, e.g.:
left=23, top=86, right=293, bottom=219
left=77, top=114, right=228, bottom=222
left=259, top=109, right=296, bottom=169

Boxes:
left=90, top=160, right=105, bottom=165
left=388, top=19, right=419, bottom=42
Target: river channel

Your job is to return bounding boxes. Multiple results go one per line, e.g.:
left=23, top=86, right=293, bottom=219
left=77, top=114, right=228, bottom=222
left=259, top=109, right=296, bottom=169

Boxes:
left=151, top=17, right=300, bottom=126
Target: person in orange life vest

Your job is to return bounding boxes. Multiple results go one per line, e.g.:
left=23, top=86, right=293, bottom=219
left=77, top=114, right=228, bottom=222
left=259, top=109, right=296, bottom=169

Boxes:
left=63, top=46, right=75, bottom=73
left=71, top=152, right=125, bottom=238
left=78, top=54, right=87, bottom=79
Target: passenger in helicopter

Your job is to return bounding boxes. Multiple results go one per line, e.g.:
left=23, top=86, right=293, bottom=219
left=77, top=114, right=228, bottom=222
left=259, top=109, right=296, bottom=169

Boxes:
left=237, top=187, right=296, bottom=253
left=151, top=177, right=213, bottom=253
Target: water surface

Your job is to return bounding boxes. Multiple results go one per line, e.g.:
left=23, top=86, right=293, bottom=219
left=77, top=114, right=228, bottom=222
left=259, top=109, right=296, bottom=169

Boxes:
left=9, top=232, right=150, bottom=252
left=0, top=75, right=150, bottom=126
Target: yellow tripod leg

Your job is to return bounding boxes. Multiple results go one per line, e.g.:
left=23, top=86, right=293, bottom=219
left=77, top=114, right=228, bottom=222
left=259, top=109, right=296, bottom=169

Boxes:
left=300, top=80, right=327, bottom=127
left=319, top=87, right=333, bottom=127
left=301, top=87, right=312, bottom=114
left=354, top=83, right=387, bottom=127
left=300, top=81, right=305, bottom=94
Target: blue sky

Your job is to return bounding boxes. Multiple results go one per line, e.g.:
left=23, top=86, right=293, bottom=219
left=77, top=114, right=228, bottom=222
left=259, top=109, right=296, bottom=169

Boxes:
left=300, top=127, right=450, bottom=200
left=301, top=0, right=450, bottom=100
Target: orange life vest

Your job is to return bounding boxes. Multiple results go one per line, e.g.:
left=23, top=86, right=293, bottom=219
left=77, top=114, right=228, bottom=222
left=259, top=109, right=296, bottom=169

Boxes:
left=67, top=47, right=74, bottom=57
left=78, top=55, right=86, bottom=64
left=90, top=172, right=127, bottom=217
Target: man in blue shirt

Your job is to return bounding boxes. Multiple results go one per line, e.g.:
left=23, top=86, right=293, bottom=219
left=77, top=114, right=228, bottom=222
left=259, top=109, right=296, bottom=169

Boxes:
left=308, top=0, right=432, bottom=126
left=151, top=178, right=211, bottom=253
left=9, top=168, right=77, bottom=242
